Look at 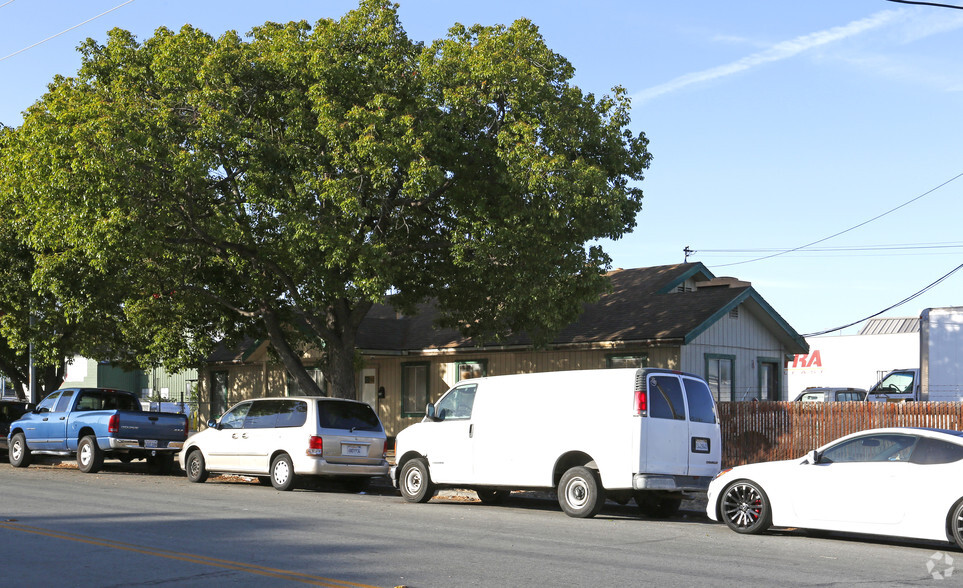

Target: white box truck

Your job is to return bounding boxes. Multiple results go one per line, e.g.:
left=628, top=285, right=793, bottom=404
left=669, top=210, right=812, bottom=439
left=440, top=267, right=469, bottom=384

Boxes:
left=391, top=368, right=722, bottom=518
left=866, top=307, right=963, bottom=402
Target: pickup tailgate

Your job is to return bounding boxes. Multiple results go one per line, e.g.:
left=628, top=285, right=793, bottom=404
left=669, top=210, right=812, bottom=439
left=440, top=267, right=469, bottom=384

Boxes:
left=111, top=410, right=187, bottom=447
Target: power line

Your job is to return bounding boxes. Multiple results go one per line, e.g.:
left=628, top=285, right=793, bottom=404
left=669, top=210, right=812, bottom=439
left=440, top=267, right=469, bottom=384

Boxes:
left=885, top=0, right=963, bottom=8
left=0, top=0, right=137, bottom=64
left=701, top=170, right=963, bottom=269
left=802, top=262, right=963, bottom=337
left=0, top=1, right=17, bottom=9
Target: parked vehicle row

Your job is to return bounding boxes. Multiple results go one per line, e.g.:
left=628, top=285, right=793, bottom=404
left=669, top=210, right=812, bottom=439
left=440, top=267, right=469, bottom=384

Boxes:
left=9, top=373, right=963, bottom=553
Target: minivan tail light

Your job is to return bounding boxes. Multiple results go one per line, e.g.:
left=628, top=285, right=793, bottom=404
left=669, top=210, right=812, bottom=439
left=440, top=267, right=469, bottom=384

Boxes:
left=635, top=389, right=647, bottom=416
left=108, top=414, right=119, bottom=434
left=307, top=435, right=323, bottom=456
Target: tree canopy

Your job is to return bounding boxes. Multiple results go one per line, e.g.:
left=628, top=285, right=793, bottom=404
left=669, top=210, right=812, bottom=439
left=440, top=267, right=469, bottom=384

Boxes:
left=1, top=0, right=651, bottom=399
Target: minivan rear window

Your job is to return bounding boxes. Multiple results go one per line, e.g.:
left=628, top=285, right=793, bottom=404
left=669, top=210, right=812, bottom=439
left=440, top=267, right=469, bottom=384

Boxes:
left=318, top=400, right=382, bottom=432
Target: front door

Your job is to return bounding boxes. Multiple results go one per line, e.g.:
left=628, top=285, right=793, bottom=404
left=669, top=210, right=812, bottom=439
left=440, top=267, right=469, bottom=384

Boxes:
left=760, top=361, right=779, bottom=401
left=361, top=369, right=378, bottom=409
left=203, top=401, right=250, bottom=471
left=424, top=384, right=477, bottom=484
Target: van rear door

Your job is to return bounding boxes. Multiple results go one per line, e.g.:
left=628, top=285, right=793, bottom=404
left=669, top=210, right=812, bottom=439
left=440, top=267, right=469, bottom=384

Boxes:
left=680, top=375, right=721, bottom=478
left=641, top=373, right=689, bottom=476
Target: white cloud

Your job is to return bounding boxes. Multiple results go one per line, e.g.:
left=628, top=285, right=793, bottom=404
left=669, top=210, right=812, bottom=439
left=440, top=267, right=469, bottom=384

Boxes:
left=634, top=9, right=903, bottom=105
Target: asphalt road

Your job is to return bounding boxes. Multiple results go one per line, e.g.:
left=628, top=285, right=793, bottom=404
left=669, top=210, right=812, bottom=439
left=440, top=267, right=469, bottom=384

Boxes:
left=0, top=458, right=956, bottom=587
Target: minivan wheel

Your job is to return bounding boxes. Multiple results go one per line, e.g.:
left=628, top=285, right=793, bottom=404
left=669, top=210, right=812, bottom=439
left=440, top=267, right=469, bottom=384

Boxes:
left=186, top=450, right=208, bottom=483
left=558, top=466, right=604, bottom=518
left=271, top=453, right=296, bottom=491
left=9, top=432, right=31, bottom=468
left=721, top=479, right=772, bottom=534
left=77, top=435, right=104, bottom=474
left=399, top=458, right=434, bottom=503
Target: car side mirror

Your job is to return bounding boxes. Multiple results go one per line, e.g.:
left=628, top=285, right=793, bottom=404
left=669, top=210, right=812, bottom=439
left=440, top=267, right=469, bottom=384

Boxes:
left=806, top=449, right=821, bottom=464
left=207, top=418, right=218, bottom=429
left=425, top=403, right=437, bottom=421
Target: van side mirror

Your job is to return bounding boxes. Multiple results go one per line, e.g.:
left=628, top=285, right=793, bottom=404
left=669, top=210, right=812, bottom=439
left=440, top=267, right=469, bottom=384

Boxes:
left=806, top=449, right=821, bottom=464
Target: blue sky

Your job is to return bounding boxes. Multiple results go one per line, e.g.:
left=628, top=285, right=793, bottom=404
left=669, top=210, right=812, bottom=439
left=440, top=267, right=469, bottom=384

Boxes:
left=2, top=0, right=962, bottom=337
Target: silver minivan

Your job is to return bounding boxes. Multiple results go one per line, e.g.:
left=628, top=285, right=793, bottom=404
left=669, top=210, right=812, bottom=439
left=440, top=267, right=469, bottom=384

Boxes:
left=179, top=397, right=389, bottom=491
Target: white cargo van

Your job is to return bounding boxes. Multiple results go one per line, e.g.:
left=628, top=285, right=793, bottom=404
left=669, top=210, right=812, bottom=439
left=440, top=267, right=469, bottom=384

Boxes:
left=391, top=368, right=721, bottom=518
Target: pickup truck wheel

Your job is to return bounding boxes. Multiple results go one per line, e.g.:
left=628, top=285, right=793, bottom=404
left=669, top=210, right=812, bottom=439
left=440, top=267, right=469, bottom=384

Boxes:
left=720, top=479, right=772, bottom=534
left=9, top=432, right=31, bottom=468
left=635, top=491, right=683, bottom=518
left=476, top=489, right=509, bottom=505
left=271, top=453, right=296, bottom=491
left=77, top=435, right=104, bottom=473
left=185, top=449, right=208, bottom=483
left=558, top=466, right=605, bottom=518
left=399, top=458, right=434, bottom=503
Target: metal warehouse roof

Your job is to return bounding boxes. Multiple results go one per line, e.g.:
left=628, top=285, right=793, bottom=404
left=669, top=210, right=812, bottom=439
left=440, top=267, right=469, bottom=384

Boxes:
left=857, top=317, right=920, bottom=336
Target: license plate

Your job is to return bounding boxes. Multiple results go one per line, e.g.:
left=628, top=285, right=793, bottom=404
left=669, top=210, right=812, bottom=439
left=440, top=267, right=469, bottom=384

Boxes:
left=145, top=439, right=158, bottom=448
left=342, top=444, right=365, bottom=457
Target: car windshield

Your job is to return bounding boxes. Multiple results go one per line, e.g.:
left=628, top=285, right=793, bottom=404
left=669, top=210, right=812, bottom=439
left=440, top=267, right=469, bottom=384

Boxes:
left=318, top=400, right=382, bottom=432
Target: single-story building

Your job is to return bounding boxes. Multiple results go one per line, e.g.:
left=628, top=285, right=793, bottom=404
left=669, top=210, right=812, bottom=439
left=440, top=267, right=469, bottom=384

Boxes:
left=199, top=263, right=808, bottom=436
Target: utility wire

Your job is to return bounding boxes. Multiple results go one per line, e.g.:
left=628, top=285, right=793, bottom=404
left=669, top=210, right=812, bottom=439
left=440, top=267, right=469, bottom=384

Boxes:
left=802, top=262, right=963, bottom=337
left=0, top=1, right=16, bottom=9
left=0, top=0, right=137, bottom=63
left=885, top=0, right=963, bottom=9
left=704, top=171, right=963, bottom=269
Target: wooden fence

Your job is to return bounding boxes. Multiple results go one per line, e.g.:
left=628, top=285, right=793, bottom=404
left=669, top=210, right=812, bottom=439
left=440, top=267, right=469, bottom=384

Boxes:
left=719, top=401, right=963, bottom=468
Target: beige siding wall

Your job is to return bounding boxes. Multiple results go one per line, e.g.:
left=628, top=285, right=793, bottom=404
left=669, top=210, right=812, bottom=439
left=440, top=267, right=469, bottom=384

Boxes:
left=681, top=305, right=789, bottom=401
left=362, top=346, right=680, bottom=436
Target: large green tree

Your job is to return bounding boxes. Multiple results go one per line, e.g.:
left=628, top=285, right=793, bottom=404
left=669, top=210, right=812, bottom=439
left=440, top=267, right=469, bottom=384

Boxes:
left=4, top=0, right=651, bottom=399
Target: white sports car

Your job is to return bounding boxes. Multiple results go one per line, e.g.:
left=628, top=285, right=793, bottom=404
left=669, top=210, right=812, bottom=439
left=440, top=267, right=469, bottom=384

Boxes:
left=707, top=427, right=963, bottom=548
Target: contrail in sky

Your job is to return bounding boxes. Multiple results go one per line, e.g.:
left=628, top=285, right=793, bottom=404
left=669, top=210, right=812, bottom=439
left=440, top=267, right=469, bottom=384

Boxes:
left=634, top=9, right=903, bottom=104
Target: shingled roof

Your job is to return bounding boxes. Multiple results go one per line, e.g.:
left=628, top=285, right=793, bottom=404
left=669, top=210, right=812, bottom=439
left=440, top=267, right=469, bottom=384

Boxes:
left=355, top=263, right=807, bottom=354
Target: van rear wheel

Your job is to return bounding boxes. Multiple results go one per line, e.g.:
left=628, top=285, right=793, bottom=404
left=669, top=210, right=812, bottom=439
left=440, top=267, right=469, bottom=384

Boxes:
left=399, top=458, right=434, bottom=503
left=558, top=466, right=604, bottom=518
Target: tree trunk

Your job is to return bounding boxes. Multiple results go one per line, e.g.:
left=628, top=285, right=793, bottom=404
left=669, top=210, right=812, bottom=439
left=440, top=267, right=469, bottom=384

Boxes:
left=262, top=308, right=325, bottom=397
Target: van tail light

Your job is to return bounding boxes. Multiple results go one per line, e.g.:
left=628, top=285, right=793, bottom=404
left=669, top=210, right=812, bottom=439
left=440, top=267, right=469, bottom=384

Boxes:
left=108, top=414, right=119, bottom=434
left=307, top=435, right=324, bottom=456
left=635, top=389, right=647, bottom=416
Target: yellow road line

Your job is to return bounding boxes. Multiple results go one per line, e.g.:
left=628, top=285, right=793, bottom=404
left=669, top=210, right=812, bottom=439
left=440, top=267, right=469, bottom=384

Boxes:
left=0, top=520, right=384, bottom=588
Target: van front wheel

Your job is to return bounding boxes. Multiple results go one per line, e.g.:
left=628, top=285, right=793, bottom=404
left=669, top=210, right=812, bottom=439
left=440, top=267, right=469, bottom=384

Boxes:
left=399, top=458, right=434, bottom=503
left=558, top=466, right=604, bottom=518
